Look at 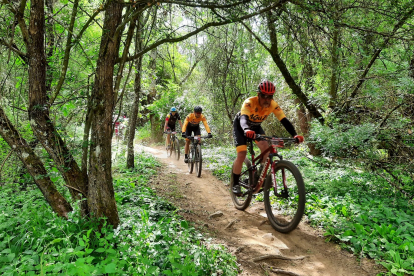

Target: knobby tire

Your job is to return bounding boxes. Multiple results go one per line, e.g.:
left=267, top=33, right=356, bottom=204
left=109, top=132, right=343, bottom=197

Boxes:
left=195, top=144, right=202, bottom=177
left=230, top=158, right=253, bottom=210
left=175, top=138, right=180, bottom=161
left=167, top=138, right=173, bottom=157
left=188, top=145, right=194, bottom=173
left=263, top=160, right=305, bottom=233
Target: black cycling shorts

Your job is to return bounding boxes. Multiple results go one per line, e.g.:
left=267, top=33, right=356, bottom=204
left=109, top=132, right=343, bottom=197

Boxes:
left=233, top=114, right=264, bottom=152
left=184, top=125, right=201, bottom=137
left=167, top=123, right=177, bottom=132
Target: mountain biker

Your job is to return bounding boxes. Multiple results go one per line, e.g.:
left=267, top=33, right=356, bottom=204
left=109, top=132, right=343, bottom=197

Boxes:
left=232, top=80, right=304, bottom=195
left=181, top=106, right=212, bottom=163
left=164, top=107, right=183, bottom=150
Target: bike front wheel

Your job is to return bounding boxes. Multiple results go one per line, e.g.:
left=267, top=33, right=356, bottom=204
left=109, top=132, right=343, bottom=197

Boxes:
left=195, top=144, right=202, bottom=177
left=230, top=158, right=253, bottom=210
left=166, top=138, right=173, bottom=157
left=263, top=160, right=305, bottom=233
left=188, top=146, right=194, bottom=173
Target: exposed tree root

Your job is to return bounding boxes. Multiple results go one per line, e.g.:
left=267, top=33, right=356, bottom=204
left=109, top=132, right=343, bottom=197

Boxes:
left=270, top=268, right=302, bottom=276
left=252, top=254, right=306, bottom=262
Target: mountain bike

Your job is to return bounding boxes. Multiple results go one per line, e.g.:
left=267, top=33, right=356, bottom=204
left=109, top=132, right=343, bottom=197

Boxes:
left=230, top=135, right=305, bottom=233
left=164, top=131, right=180, bottom=160
left=185, top=135, right=211, bottom=177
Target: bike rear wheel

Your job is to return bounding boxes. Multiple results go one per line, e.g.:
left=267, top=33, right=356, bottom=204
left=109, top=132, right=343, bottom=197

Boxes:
left=174, top=138, right=180, bottom=161
left=195, top=144, right=202, bottom=177
left=263, top=160, right=305, bottom=233
left=188, top=145, right=194, bottom=173
left=230, top=158, right=253, bottom=210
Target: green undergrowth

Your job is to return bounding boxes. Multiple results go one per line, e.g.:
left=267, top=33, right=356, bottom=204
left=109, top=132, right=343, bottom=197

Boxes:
left=0, top=151, right=237, bottom=275
left=203, top=145, right=414, bottom=276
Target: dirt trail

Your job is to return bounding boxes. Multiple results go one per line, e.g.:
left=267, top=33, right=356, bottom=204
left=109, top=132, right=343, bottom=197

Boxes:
left=138, top=145, right=384, bottom=276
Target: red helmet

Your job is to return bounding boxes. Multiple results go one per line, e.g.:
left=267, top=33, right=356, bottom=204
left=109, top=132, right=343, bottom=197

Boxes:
left=258, top=80, right=275, bottom=95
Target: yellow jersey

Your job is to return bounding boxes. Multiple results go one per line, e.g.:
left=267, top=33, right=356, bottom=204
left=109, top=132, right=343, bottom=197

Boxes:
left=240, top=96, right=286, bottom=127
left=182, top=113, right=211, bottom=133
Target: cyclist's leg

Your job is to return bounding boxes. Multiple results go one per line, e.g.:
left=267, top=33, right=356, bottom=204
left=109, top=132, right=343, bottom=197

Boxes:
left=166, top=134, right=170, bottom=149
left=184, top=127, right=194, bottom=154
left=184, top=126, right=195, bottom=162
left=232, top=115, right=248, bottom=193
left=254, top=126, right=267, bottom=164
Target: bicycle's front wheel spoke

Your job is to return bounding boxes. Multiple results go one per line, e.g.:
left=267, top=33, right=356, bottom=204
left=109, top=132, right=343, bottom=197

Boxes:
left=264, top=160, right=305, bottom=233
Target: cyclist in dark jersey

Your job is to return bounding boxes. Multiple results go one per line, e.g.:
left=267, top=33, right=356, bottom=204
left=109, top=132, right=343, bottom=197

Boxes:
left=232, top=80, right=304, bottom=195
left=164, top=107, right=183, bottom=150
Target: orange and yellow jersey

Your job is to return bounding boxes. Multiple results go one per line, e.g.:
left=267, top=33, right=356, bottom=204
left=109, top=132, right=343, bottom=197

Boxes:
left=182, top=113, right=211, bottom=133
left=240, top=96, right=286, bottom=127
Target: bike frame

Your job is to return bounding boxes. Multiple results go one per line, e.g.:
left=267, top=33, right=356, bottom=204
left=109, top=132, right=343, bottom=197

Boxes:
left=187, top=135, right=209, bottom=145
left=243, top=136, right=292, bottom=195
left=165, top=131, right=177, bottom=144
left=170, top=132, right=177, bottom=145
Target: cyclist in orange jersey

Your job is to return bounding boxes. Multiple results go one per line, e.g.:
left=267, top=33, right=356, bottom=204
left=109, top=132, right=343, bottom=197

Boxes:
left=181, top=106, right=212, bottom=163
left=232, top=80, right=304, bottom=195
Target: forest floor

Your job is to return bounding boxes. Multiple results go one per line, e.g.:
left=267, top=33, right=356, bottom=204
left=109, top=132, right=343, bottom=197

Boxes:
left=136, top=144, right=386, bottom=276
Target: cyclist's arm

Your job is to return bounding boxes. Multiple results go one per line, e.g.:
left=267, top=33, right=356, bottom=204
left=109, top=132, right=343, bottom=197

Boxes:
left=164, top=120, right=169, bottom=132
left=182, top=117, right=189, bottom=132
left=239, top=114, right=250, bottom=131
left=280, top=117, right=297, bottom=137
left=201, top=116, right=211, bottom=133
left=270, top=102, right=297, bottom=137
left=178, top=120, right=183, bottom=129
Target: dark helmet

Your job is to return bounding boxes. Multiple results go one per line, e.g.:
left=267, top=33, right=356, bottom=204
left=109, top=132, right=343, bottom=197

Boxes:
left=194, top=106, right=202, bottom=113
left=258, top=80, right=275, bottom=95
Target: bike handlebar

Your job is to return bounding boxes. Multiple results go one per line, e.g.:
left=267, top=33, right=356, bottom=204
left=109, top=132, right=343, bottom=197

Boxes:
left=249, top=134, right=296, bottom=142
left=184, top=135, right=212, bottom=139
left=164, top=131, right=177, bottom=134
left=248, top=134, right=297, bottom=143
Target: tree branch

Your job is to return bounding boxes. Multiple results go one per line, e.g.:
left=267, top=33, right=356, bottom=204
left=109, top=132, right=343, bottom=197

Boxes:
left=119, top=0, right=288, bottom=64
left=49, top=0, right=79, bottom=105
left=161, top=0, right=254, bottom=9
left=0, top=39, right=27, bottom=64
left=239, top=21, right=270, bottom=52
left=346, top=5, right=414, bottom=103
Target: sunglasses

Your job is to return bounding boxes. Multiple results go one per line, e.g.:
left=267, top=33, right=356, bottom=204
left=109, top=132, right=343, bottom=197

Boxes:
left=260, top=93, right=273, bottom=100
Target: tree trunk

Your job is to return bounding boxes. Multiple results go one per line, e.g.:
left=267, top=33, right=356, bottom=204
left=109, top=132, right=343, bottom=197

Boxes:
left=0, top=106, right=73, bottom=218
left=329, top=20, right=339, bottom=109
left=81, top=100, right=92, bottom=178
left=148, top=49, right=161, bottom=141
left=127, top=18, right=143, bottom=169
left=265, top=11, right=325, bottom=125
left=45, top=0, right=55, bottom=94
left=26, top=0, right=89, bottom=216
left=88, top=0, right=123, bottom=228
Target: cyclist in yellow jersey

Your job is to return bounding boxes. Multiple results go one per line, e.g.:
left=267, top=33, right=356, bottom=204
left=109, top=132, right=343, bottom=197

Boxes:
left=181, top=106, right=212, bottom=163
left=232, top=80, right=304, bottom=195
